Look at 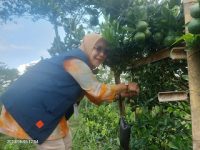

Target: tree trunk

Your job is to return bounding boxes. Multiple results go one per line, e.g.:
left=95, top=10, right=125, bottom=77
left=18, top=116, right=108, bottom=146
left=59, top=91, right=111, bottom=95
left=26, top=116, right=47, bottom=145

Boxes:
left=54, top=23, right=59, bottom=39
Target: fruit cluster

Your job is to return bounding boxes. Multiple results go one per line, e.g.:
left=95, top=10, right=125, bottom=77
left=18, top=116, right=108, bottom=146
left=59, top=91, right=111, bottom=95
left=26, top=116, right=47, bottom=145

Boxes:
left=134, top=21, right=151, bottom=43
left=188, top=3, right=200, bottom=34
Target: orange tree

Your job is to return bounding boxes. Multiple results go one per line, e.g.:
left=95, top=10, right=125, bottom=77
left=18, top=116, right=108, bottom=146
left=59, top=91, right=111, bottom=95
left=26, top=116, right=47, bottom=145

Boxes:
left=70, top=0, right=192, bottom=149
left=96, top=0, right=192, bottom=149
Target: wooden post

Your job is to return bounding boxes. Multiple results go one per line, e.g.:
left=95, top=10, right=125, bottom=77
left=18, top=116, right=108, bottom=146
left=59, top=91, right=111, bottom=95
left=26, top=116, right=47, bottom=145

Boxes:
left=183, top=0, right=200, bottom=149
left=114, top=73, right=125, bottom=116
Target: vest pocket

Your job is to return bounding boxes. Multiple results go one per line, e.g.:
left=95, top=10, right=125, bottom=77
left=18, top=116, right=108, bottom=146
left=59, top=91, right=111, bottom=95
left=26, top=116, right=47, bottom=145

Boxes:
left=30, top=107, right=55, bottom=130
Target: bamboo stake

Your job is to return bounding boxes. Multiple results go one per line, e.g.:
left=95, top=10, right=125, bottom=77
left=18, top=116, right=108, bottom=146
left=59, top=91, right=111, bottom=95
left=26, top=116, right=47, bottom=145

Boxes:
left=170, top=47, right=187, bottom=60
left=183, top=0, right=200, bottom=149
left=158, top=91, right=188, bottom=102
left=114, top=73, right=125, bottom=116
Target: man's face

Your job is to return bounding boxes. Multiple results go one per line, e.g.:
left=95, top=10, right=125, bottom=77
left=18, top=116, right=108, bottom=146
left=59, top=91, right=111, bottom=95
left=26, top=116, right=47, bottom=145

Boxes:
left=89, top=39, right=108, bottom=68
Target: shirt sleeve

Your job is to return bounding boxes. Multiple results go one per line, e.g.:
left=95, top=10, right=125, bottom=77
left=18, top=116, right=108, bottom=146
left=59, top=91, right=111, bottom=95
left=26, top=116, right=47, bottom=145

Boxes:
left=63, top=58, right=117, bottom=105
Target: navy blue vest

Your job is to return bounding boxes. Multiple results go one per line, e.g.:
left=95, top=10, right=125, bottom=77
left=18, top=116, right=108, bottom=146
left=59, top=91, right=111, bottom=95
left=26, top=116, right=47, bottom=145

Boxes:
left=0, top=48, right=90, bottom=144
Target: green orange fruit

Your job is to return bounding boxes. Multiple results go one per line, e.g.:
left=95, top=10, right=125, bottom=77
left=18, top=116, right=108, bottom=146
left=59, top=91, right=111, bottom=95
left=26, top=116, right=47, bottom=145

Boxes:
left=190, top=3, right=200, bottom=18
left=144, top=29, right=151, bottom=38
left=188, top=18, right=200, bottom=34
left=164, top=36, right=176, bottom=47
left=153, top=32, right=163, bottom=43
left=136, top=21, right=148, bottom=32
left=134, top=32, right=146, bottom=42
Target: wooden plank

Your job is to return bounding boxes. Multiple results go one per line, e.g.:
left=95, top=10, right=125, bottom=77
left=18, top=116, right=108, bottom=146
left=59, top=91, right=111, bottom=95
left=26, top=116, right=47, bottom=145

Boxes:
left=158, top=91, right=188, bottom=102
left=127, top=47, right=186, bottom=70
left=128, top=49, right=171, bottom=69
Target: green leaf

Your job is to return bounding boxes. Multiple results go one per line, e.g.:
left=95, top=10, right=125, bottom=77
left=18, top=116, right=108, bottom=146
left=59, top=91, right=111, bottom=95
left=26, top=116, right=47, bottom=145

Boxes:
left=182, top=75, right=189, bottom=81
left=171, top=5, right=181, bottom=17
left=168, top=142, right=179, bottom=149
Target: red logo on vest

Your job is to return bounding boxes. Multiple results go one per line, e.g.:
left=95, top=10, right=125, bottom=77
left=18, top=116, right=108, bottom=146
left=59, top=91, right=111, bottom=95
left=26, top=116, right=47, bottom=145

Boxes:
left=36, top=120, right=44, bottom=128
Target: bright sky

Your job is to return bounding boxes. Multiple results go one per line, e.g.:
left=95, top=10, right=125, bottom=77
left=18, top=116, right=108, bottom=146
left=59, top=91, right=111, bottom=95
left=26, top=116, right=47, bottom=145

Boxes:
left=0, top=17, right=65, bottom=70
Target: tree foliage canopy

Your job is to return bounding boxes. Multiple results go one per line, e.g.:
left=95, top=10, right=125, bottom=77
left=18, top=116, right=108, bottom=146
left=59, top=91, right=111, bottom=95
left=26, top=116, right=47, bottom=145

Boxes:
left=0, top=62, right=19, bottom=94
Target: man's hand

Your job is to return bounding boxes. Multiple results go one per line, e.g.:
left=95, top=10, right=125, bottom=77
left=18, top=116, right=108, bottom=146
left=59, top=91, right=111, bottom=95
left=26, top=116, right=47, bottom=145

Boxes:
left=120, top=82, right=139, bottom=98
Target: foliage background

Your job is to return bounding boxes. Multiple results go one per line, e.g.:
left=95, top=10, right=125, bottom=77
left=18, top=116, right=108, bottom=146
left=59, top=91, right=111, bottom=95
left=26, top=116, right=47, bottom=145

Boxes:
left=0, top=0, right=194, bottom=149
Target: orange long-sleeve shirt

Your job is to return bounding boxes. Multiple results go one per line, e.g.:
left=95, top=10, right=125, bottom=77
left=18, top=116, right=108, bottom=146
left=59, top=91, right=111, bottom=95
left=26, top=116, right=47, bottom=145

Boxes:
left=0, top=58, right=117, bottom=140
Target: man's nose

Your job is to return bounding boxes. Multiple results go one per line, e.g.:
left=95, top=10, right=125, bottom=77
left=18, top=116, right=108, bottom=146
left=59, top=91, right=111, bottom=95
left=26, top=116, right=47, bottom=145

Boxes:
left=99, top=51, right=106, bottom=57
